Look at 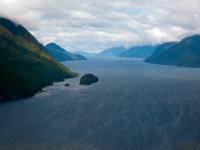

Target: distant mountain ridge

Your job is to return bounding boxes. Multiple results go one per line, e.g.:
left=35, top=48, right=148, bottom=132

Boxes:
left=99, top=46, right=126, bottom=56
left=99, top=45, right=158, bottom=58
left=0, top=17, right=77, bottom=100
left=119, top=45, right=158, bottom=58
left=45, top=43, right=87, bottom=62
left=145, top=35, right=200, bottom=67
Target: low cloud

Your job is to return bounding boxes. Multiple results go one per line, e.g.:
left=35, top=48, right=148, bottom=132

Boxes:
left=0, top=0, right=200, bottom=52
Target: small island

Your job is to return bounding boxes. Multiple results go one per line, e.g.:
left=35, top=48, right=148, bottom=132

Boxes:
left=80, top=74, right=98, bottom=85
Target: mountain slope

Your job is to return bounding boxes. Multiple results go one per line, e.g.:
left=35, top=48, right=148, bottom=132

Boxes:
left=119, top=45, right=158, bottom=58
left=45, top=43, right=86, bottom=61
left=99, top=46, right=126, bottom=56
left=0, top=17, right=77, bottom=100
left=145, top=35, right=200, bottom=67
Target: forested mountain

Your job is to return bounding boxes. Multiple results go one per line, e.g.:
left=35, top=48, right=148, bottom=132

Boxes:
left=146, top=35, right=200, bottom=67
left=45, top=43, right=86, bottom=61
left=0, top=17, right=77, bottom=100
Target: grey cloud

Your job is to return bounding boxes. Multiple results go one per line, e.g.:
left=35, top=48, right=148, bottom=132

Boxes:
left=0, top=0, right=199, bottom=52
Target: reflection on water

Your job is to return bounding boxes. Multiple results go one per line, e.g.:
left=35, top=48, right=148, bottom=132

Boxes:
left=1, top=58, right=200, bottom=150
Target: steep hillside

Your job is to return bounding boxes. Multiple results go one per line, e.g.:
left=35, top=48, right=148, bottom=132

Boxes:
left=0, top=17, right=77, bottom=100
left=45, top=43, right=86, bottom=61
left=145, top=35, right=200, bottom=67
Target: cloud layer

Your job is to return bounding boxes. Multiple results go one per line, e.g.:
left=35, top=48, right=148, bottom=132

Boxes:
left=0, top=0, right=200, bottom=52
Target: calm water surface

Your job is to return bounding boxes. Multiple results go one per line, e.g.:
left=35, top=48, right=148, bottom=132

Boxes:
left=1, top=58, right=200, bottom=150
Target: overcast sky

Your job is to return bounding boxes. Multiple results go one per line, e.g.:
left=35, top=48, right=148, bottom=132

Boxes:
left=0, top=0, right=200, bottom=52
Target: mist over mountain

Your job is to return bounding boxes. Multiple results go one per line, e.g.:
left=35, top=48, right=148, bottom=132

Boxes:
left=75, top=51, right=97, bottom=57
left=1, top=0, right=199, bottom=52
left=99, top=46, right=126, bottom=56
left=99, top=45, right=157, bottom=58
left=119, top=45, right=158, bottom=58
